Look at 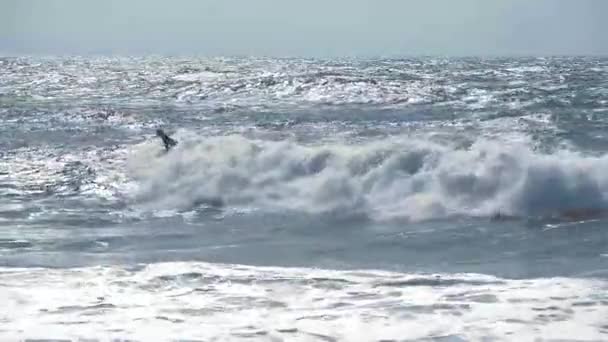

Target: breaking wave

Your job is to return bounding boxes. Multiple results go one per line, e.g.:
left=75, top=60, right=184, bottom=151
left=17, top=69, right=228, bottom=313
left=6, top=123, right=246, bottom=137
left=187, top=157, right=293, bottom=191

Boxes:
left=127, top=133, right=608, bottom=221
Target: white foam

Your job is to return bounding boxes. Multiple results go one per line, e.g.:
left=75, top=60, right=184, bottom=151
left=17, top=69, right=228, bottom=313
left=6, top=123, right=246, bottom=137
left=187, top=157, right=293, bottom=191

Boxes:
left=0, top=262, right=606, bottom=341
left=126, top=133, right=608, bottom=221
left=172, top=71, right=224, bottom=82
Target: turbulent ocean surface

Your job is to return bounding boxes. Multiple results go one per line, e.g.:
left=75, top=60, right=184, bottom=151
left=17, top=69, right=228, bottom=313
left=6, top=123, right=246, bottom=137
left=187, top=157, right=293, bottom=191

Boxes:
left=1, top=56, right=608, bottom=340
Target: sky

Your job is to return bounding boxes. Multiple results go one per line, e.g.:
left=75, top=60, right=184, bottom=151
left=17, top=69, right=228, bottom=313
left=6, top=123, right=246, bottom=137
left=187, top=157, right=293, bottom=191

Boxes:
left=1, top=0, right=607, bottom=56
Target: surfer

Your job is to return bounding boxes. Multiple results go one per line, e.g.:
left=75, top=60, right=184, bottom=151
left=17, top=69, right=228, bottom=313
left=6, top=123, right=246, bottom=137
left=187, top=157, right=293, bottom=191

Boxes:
left=156, top=129, right=178, bottom=151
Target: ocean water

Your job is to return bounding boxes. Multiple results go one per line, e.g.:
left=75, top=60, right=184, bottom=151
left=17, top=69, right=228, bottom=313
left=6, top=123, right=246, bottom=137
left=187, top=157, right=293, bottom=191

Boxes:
left=1, top=56, right=608, bottom=341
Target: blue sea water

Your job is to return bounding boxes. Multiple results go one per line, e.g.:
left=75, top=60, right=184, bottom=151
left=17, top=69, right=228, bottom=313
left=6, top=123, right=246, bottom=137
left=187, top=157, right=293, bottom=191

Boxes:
left=1, top=56, right=608, bottom=340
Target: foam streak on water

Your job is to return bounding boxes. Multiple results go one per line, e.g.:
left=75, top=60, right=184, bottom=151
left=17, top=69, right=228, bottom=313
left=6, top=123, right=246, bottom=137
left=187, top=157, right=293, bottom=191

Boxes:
left=2, top=262, right=608, bottom=341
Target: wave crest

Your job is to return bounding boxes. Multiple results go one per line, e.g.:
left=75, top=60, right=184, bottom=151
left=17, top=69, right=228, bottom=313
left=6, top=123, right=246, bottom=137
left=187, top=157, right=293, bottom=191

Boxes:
left=128, top=134, right=608, bottom=221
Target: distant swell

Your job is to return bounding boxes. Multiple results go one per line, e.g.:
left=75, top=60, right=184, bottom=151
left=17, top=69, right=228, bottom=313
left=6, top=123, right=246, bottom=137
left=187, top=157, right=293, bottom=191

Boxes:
left=127, top=134, right=608, bottom=221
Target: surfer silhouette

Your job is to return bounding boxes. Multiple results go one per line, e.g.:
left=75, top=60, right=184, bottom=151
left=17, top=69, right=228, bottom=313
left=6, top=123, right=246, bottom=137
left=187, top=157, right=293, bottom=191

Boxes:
left=156, top=129, right=178, bottom=151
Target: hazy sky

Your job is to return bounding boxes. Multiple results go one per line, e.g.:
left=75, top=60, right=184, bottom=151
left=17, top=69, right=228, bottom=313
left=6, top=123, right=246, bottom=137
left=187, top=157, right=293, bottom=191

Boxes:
left=2, top=0, right=607, bottom=56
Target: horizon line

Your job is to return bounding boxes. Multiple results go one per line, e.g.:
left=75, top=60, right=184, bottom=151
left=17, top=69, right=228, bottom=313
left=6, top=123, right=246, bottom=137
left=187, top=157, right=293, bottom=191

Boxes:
left=2, top=51, right=607, bottom=59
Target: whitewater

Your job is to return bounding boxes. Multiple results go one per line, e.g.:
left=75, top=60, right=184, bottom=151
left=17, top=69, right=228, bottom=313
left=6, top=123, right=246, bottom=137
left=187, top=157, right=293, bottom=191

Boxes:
left=1, top=56, right=608, bottom=341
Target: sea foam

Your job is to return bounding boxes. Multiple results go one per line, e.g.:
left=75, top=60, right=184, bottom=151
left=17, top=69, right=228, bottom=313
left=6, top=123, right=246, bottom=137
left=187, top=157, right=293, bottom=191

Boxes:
left=128, top=133, right=608, bottom=221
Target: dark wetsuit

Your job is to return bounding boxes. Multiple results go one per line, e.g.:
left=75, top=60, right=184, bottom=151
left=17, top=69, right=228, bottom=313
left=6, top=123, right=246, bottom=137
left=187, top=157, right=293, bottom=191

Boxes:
left=156, top=129, right=178, bottom=151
